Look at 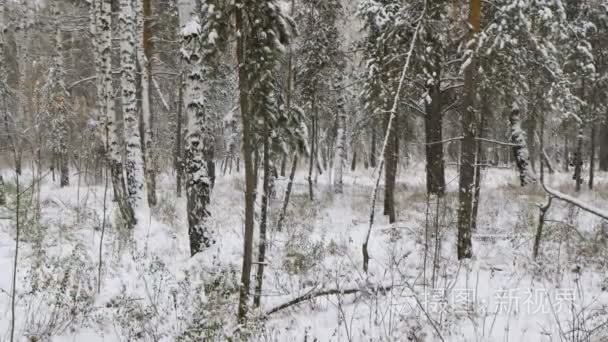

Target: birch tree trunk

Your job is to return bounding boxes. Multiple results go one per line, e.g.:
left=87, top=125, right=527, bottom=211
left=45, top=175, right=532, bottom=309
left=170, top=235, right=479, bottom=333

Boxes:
left=510, top=105, right=536, bottom=187
left=100, top=0, right=135, bottom=227
left=333, top=83, right=346, bottom=194
left=178, top=0, right=214, bottom=256
left=137, top=0, right=157, bottom=206
left=120, top=0, right=145, bottom=215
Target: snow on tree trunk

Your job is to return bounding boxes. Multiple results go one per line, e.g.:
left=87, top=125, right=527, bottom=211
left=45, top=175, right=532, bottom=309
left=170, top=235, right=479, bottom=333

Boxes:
left=333, top=79, right=346, bottom=194
left=178, top=0, right=214, bottom=256
left=99, top=0, right=135, bottom=227
left=136, top=0, right=157, bottom=207
left=456, top=0, right=480, bottom=260
left=120, top=0, right=145, bottom=216
left=509, top=105, right=536, bottom=187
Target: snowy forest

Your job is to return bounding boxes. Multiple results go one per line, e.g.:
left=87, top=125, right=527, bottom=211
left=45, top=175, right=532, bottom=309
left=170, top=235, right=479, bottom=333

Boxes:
left=1, top=0, right=608, bottom=340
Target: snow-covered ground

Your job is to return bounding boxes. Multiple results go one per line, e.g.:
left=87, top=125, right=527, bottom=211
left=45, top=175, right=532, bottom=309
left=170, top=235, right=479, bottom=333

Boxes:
left=1, top=166, right=607, bottom=341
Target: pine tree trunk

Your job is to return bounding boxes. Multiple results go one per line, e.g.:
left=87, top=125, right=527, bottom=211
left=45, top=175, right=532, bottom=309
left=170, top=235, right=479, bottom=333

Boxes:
left=456, top=0, right=481, bottom=260
left=600, top=111, right=608, bottom=171
left=471, top=97, right=486, bottom=231
left=540, top=115, right=545, bottom=183
left=351, top=150, right=357, bottom=171
left=175, top=75, right=184, bottom=198
left=120, top=0, right=145, bottom=214
left=564, top=135, right=570, bottom=172
left=308, top=98, right=316, bottom=201
left=589, top=124, right=595, bottom=189
left=235, top=1, right=255, bottom=322
left=254, top=127, right=271, bottom=308
left=280, top=154, right=286, bottom=177
left=574, top=126, right=583, bottom=192
left=424, top=5, right=445, bottom=198
left=277, top=154, right=297, bottom=232
left=525, top=114, right=537, bottom=172
left=424, top=78, right=445, bottom=197
left=370, top=125, right=377, bottom=168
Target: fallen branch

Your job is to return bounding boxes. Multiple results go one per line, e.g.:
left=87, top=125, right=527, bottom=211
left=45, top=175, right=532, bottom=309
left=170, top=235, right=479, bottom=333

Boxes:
left=542, top=182, right=608, bottom=220
left=265, top=285, right=394, bottom=316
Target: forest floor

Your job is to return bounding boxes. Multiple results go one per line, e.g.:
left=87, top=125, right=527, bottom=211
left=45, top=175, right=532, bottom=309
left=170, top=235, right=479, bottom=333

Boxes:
left=1, top=165, right=608, bottom=341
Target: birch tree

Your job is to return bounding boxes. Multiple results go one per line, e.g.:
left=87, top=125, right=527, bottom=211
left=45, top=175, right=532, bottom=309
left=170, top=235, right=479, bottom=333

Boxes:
left=120, top=0, right=145, bottom=215
left=136, top=0, right=157, bottom=206
left=178, top=0, right=227, bottom=256
left=97, top=0, right=135, bottom=227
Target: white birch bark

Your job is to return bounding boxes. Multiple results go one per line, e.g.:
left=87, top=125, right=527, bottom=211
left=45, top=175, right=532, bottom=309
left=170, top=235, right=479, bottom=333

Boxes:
left=136, top=0, right=157, bottom=206
left=178, top=0, right=214, bottom=255
left=120, top=0, right=145, bottom=214
left=333, top=86, right=346, bottom=194
left=99, top=0, right=135, bottom=226
left=509, top=104, right=536, bottom=187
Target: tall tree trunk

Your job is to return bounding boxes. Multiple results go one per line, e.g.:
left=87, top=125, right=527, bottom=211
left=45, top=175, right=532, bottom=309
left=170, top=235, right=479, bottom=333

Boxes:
left=589, top=124, right=595, bottom=189
left=333, top=82, right=346, bottom=194
left=254, top=126, right=271, bottom=308
left=120, top=0, right=145, bottom=215
left=175, top=74, right=184, bottom=197
left=424, top=3, right=445, bottom=197
left=277, top=154, right=297, bottom=232
left=456, top=0, right=481, bottom=260
left=235, top=1, right=255, bottom=322
left=564, top=134, right=570, bottom=172
left=424, top=79, right=445, bottom=197
left=280, top=154, right=287, bottom=177
left=50, top=4, right=70, bottom=188
left=100, top=0, right=134, bottom=227
left=600, top=110, right=608, bottom=171
left=370, top=125, right=377, bottom=168
left=574, top=126, right=583, bottom=192
left=178, top=0, right=213, bottom=256
left=308, top=98, right=316, bottom=201
left=383, top=113, right=397, bottom=223
left=540, top=114, right=545, bottom=183
left=525, top=114, right=537, bottom=172
left=471, top=96, right=486, bottom=231
left=137, top=0, right=157, bottom=206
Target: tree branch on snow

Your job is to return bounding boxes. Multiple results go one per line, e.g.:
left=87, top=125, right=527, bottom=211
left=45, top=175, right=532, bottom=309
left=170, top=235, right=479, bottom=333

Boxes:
left=541, top=182, right=608, bottom=221
left=265, top=284, right=394, bottom=316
